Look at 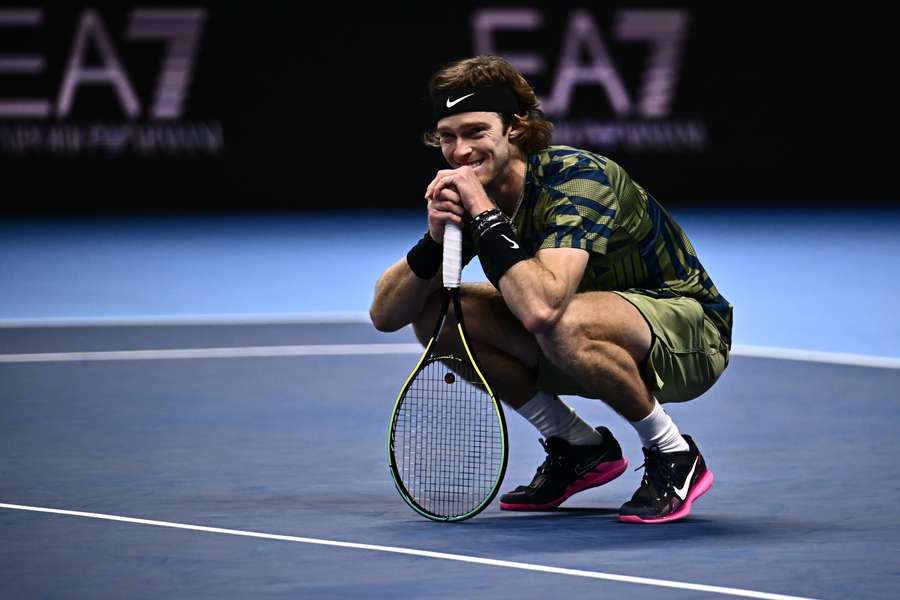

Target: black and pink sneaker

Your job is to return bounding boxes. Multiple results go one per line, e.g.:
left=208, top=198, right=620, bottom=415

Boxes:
left=499, top=427, right=628, bottom=511
left=618, top=435, right=714, bottom=524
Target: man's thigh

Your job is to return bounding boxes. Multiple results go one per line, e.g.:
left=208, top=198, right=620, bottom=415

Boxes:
left=537, top=291, right=729, bottom=403
left=535, top=290, right=651, bottom=396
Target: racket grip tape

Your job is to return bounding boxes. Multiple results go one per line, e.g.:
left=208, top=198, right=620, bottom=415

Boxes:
left=443, top=222, right=463, bottom=288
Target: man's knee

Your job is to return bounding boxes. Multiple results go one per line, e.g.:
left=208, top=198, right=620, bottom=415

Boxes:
left=412, top=283, right=535, bottom=365
left=412, top=285, right=494, bottom=347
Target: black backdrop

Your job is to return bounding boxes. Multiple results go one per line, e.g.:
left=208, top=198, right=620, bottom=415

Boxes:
left=1, top=2, right=895, bottom=214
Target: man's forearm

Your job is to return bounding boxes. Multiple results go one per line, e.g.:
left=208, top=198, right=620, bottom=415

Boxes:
left=498, top=259, right=571, bottom=334
left=370, top=258, right=443, bottom=332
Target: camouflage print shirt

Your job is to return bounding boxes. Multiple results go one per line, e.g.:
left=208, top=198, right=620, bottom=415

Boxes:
left=467, top=145, right=733, bottom=346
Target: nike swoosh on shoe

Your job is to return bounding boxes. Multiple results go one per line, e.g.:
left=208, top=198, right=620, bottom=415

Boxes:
left=673, top=457, right=699, bottom=501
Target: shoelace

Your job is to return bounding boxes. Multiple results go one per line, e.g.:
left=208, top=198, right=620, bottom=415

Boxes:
left=633, top=447, right=677, bottom=496
left=536, top=438, right=568, bottom=475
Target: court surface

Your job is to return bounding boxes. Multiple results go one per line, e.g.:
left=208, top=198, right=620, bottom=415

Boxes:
left=2, top=211, right=899, bottom=598
left=2, top=321, right=899, bottom=599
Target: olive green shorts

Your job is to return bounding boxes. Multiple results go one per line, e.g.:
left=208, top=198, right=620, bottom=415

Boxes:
left=537, top=292, right=730, bottom=404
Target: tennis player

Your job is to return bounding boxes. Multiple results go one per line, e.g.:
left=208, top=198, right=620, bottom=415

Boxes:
left=370, top=55, right=732, bottom=524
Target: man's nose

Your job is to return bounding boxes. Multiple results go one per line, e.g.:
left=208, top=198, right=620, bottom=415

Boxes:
left=453, top=141, right=472, bottom=164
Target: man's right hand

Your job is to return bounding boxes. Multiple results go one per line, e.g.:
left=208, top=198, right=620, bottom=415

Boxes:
left=426, top=185, right=465, bottom=243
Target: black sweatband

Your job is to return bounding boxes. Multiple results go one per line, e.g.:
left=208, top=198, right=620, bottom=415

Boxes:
left=472, top=208, right=507, bottom=237
left=432, top=86, right=522, bottom=121
left=406, top=232, right=442, bottom=279
left=472, top=210, right=529, bottom=289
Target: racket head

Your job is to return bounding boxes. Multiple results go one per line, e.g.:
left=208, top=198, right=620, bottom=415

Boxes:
left=388, top=291, right=508, bottom=522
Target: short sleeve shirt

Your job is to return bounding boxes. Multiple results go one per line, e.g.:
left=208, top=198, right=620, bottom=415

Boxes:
left=507, top=146, right=733, bottom=345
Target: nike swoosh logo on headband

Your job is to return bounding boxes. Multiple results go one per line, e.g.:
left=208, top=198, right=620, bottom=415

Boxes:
left=446, top=93, right=475, bottom=108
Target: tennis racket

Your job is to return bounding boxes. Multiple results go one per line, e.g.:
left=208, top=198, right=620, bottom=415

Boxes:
left=388, top=222, right=509, bottom=522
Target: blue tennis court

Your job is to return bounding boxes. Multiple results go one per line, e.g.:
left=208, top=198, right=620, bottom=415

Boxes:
left=1, top=212, right=898, bottom=599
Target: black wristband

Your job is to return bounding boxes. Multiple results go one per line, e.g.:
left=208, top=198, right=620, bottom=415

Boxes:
left=472, top=208, right=507, bottom=238
left=473, top=211, right=529, bottom=289
left=406, top=231, right=442, bottom=279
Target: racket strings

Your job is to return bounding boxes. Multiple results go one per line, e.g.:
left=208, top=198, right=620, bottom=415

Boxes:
left=394, top=356, right=503, bottom=518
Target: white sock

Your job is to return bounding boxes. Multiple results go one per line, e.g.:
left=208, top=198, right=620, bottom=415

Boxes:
left=516, top=390, right=605, bottom=446
left=629, top=399, right=689, bottom=453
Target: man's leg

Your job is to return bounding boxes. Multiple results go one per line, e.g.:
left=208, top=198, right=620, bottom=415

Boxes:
left=412, top=283, right=541, bottom=409
left=412, top=284, right=627, bottom=510
left=533, top=291, right=656, bottom=421
left=535, top=291, right=715, bottom=523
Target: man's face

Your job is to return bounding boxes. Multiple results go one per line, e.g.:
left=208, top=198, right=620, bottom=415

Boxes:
left=436, top=111, right=517, bottom=189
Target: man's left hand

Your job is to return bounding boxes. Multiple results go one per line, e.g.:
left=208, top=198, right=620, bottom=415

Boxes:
left=425, top=166, right=494, bottom=217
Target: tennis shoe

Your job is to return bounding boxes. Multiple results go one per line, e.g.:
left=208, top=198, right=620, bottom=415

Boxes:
left=499, top=427, right=628, bottom=510
left=618, top=434, right=713, bottom=524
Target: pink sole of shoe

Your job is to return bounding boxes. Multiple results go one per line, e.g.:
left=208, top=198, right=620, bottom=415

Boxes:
left=499, top=458, right=629, bottom=511
left=618, top=469, right=714, bottom=524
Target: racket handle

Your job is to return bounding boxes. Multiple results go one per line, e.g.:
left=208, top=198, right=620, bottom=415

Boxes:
left=442, top=222, right=462, bottom=289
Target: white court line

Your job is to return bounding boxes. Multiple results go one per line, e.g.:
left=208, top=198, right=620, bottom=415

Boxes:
left=0, top=342, right=898, bottom=369
left=0, top=315, right=897, bottom=368
left=0, top=343, right=424, bottom=363
left=0, top=312, right=372, bottom=328
left=0, top=502, right=817, bottom=600
left=731, top=344, right=900, bottom=369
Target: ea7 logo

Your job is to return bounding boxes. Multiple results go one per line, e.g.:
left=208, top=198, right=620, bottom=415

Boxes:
left=472, top=8, right=690, bottom=118
left=0, top=8, right=206, bottom=119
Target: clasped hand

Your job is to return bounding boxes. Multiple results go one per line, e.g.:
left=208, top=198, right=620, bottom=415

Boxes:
left=424, top=166, right=493, bottom=243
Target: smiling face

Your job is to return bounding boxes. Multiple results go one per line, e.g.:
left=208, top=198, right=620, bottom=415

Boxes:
left=436, top=111, right=522, bottom=192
